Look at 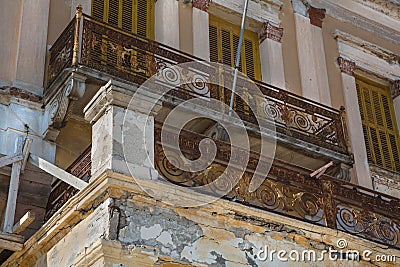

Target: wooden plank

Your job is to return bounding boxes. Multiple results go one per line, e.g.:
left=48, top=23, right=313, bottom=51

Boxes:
left=12, top=211, right=35, bottom=234
left=0, top=166, right=11, bottom=176
left=3, top=137, right=24, bottom=233
left=28, top=155, right=88, bottom=190
left=0, top=154, right=23, bottom=169
left=311, top=161, right=334, bottom=178
left=0, top=232, right=24, bottom=251
left=0, top=212, right=35, bottom=254
left=20, top=138, right=32, bottom=172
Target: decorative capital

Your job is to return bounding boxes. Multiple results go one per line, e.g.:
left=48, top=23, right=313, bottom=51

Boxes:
left=259, top=22, right=284, bottom=44
left=192, top=0, right=212, bottom=12
left=338, top=57, right=356, bottom=76
left=391, top=80, right=400, bottom=99
left=308, top=6, right=326, bottom=27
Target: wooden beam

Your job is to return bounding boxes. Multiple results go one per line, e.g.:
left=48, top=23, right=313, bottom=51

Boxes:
left=311, top=161, right=334, bottom=178
left=0, top=232, right=24, bottom=251
left=0, top=154, right=23, bottom=169
left=12, top=211, right=35, bottom=234
left=0, top=211, right=35, bottom=254
left=3, top=137, right=24, bottom=233
left=21, top=138, right=32, bottom=173
left=28, top=155, right=88, bottom=190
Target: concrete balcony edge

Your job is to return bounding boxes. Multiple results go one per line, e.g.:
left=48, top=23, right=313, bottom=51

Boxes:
left=3, top=169, right=398, bottom=266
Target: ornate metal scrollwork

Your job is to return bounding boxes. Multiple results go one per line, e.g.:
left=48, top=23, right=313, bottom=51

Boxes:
left=337, top=205, right=400, bottom=246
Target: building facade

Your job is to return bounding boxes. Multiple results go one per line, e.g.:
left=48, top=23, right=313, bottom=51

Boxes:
left=0, top=0, right=400, bottom=266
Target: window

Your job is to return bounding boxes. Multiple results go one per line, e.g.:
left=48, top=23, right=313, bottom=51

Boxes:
left=209, top=16, right=261, bottom=80
left=356, top=77, right=400, bottom=172
left=92, top=0, right=154, bottom=39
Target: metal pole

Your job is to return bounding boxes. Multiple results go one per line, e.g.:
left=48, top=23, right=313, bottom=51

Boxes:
left=228, top=0, right=250, bottom=116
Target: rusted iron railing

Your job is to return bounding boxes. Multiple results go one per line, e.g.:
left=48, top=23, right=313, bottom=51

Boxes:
left=155, top=124, right=400, bottom=249
left=44, top=10, right=400, bottom=250
left=46, top=14, right=348, bottom=154
left=44, top=145, right=91, bottom=221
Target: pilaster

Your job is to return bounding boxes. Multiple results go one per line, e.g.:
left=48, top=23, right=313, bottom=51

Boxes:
left=259, top=22, right=285, bottom=89
left=12, top=0, right=51, bottom=95
left=292, top=1, right=331, bottom=105
left=192, top=5, right=210, bottom=60
left=338, top=57, right=372, bottom=189
left=155, top=0, right=180, bottom=49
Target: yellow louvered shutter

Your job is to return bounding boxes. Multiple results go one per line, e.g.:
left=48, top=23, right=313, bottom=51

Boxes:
left=356, top=78, right=400, bottom=172
left=121, top=0, right=133, bottom=32
left=92, top=0, right=154, bottom=39
left=92, top=0, right=105, bottom=21
left=244, top=39, right=256, bottom=80
left=209, top=25, right=219, bottom=63
left=209, top=16, right=261, bottom=80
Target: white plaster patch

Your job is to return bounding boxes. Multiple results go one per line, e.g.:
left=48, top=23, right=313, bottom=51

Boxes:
left=156, top=231, right=173, bottom=246
left=181, top=237, right=248, bottom=266
left=140, top=224, right=163, bottom=240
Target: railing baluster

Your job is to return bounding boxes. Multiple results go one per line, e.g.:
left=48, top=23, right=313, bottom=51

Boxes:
left=72, top=5, right=83, bottom=67
left=321, top=179, right=338, bottom=229
left=339, top=106, right=350, bottom=152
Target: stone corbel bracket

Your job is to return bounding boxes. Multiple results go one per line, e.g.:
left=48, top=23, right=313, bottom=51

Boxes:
left=43, top=73, right=86, bottom=141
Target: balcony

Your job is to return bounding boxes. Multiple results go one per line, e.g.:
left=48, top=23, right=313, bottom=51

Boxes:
left=43, top=13, right=400, bottom=250
left=45, top=127, right=400, bottom=249
left=46, top=14, right=349, bottom=161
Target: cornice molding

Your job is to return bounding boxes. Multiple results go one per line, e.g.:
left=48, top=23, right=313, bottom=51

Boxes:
left=335, top=30, right=400, bottom=81
left=210, top=0, right=283, bottom=25
left=353, top=0, right=400, bottom=21
left=310, top=0, right=400, bottom=45
left=335, top=31, right=400, bottom=64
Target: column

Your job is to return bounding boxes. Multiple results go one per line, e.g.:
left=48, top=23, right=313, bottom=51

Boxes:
left=259, top=22, right=285, bottom=89
left=84, top=80, right=158, bottom=181
left=192, top=0, right=211, bottom=61
left=292, top=1, right=331, bottom=105
left=12, top=0, right=51, bottom=95
left=338, top=57, right=372, bottom=189
left=155, top=0, right=180, bottom=49
left=391, top=80, right=400, bottom=135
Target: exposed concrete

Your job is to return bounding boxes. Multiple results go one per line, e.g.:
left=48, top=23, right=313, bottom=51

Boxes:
left=84, top=81, right=158, bottom=181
